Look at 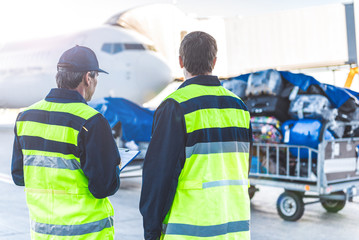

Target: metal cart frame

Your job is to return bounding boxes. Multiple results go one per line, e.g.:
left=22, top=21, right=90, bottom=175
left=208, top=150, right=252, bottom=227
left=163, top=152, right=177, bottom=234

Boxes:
left=249, top=121, right=359, bottom=221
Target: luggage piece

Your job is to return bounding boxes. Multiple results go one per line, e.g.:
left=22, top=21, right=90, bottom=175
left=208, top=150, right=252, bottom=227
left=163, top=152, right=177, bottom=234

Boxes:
left=298, top=84, right=326, bottom=95
left=281, top=119, right=334, bottom=159
left=289, top=94, right=333, bottom=120
left=328, top=121, right=346, bottom=138
left=353, top=128, right=359, bottom=137
left=245, top=96, right=290, bottom=122
left=280, top=82, right=295, bottom=98
left=338, top=97, right=357, bottom=113
left=246, top=69, right=283, bottom=96
left=336, top=97, right=359, bottom=122
left=251, top=116, right=282, bottom=143
left=222, top=79, right=247, bottom=99
left=342, top=109, right=359, bottom=137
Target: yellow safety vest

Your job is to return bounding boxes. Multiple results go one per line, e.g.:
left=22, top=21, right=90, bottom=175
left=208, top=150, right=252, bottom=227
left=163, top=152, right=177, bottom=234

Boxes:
left=16, top=100, right=115, bottom=240
left=161, top=82, right=251, bottom=240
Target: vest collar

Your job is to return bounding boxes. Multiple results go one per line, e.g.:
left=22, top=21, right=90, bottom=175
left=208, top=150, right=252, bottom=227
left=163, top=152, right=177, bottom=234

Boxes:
left=178, top=75, right=220, bottom=89
left=46, top=88, right=87, bottom=104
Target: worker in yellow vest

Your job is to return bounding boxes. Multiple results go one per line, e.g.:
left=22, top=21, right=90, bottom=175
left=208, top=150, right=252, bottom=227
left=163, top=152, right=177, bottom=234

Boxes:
left=11, top=46, right=121, bottom=239
left=140, top=31, right=252, bottom=240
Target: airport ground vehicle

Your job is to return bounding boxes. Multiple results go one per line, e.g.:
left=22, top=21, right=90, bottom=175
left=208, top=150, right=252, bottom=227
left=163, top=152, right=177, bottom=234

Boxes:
left=249, top=121, right=359, bottom=221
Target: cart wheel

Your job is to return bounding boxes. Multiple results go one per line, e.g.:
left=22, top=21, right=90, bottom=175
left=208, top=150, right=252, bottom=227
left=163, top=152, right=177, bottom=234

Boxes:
left=321, top=191, right=346, bottom=213
left=276, top=191, right=304, bottom=221
left=248, top=185, right=257, bottom=200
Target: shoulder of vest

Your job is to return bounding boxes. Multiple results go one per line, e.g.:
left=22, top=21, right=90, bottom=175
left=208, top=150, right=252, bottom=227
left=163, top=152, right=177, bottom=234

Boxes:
left=71, top=103, right=100, bottom=119
left=164, top=90, right=182, bottom=103
left=81, top=103, right=99, bottom=114
left=25, top=100, right=99, bottom=120
left=221, top=87, right=241, bottom=99
left=165, top=84, right=242, bottom=103
left=164, top=84, right=203, bottom=103
left=25, top=99, right=46, bottom=110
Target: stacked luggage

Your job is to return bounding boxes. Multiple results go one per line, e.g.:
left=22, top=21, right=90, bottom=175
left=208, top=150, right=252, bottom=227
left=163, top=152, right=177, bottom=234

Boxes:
left=245, top=69, right=290, bottom=122
left=223, top=69, right=359, bottom=177
left=250, top=116, right=287, bottom=175
left=251, top=116, right=282, bottom=143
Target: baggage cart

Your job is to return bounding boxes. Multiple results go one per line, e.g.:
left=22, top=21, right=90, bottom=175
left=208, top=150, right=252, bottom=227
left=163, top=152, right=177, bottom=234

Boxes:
left=249, top=121, right=359, bottom=221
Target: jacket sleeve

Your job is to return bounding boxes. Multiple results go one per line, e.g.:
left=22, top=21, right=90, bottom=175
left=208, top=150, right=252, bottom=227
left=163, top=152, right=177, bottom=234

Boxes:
left=11, top=120, right=25, bottom=186
left=79, top=114, right=121, bottom=199
left=139, top=99, right=186, bottom=240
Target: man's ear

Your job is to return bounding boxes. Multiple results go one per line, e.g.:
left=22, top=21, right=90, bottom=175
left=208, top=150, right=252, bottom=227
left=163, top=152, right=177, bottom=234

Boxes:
left=212, top=57, right=217, bottom=70
left=83, top=72, right=90, bottom=87
left=179, top=56, right=184, bottom=68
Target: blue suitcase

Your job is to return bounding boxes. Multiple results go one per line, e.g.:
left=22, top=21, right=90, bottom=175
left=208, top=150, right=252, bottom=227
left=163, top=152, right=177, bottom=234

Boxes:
left=281, top=119, right=334, bottom=159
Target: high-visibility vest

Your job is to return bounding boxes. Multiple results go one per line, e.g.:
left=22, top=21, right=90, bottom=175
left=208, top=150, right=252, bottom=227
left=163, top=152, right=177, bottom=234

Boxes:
left=16, top=99, right=115, bottom=240
left=161, top=82, right=251, bottom=240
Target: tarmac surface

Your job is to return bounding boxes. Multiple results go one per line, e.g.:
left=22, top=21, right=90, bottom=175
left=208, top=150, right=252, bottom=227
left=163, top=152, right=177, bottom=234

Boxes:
left=1, top=126, right=359, bottom=240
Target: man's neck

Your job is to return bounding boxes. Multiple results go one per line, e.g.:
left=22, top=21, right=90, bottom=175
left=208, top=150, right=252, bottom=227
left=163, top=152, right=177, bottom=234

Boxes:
left=183, top=70, right=212, bottom=80
left=74, top=83, right=88, bottom=102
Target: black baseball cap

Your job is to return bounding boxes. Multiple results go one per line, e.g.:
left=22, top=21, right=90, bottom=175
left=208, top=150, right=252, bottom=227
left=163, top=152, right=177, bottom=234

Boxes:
left=57, top=45, right=108, bottom=74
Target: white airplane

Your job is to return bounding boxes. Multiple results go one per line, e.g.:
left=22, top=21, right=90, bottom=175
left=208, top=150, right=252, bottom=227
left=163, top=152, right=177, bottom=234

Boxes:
left=0, top=25, right=172, bottom=108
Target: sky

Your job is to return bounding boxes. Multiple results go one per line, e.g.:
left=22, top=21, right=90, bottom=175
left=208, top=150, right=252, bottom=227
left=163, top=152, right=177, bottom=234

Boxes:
left=0, top=0, right=350, bottom=44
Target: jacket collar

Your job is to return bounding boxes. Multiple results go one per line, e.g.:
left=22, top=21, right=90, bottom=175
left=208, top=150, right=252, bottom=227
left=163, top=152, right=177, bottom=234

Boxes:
left=178, top=75, right=221, bottom=89
left=45, top=88, right=87, bottom=104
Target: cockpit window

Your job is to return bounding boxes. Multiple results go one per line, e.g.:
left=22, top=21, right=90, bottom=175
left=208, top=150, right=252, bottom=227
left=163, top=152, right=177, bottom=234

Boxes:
left=124, top=43, right=145, bottom=50
left=101, top=43, right=112, bottom=54
left=114, top=44, right=123, bottom=53
left=101, top=43, right=146, bottom=54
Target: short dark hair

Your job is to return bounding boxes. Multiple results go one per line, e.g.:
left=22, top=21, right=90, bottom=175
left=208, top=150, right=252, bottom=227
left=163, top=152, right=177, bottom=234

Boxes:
left=56, top=71, right=97, bottom=89
left=179, top=31, right=217, bottom=75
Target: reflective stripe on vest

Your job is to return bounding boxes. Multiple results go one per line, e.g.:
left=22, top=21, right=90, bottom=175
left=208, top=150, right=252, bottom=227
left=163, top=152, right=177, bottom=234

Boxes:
left=185, top=141, right=249, bottom=159
left=162, top=82, right=251, bottom=239
left=31, top=217, right=113, bottom=236
left=163, top=220, right=250, bottom=237
left=24, top=155, right=81, bottom=170
left=177, top=179, right=249, bottom=190
left=22, top=149, right=81, bottom=171
left=203, top=179, right=249, bottom=189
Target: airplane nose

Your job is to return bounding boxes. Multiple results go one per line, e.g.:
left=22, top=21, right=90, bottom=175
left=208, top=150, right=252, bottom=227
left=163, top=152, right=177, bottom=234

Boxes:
left=91, top=50, right=173, bottom=106
left=133, top=51, right=173, bottom=102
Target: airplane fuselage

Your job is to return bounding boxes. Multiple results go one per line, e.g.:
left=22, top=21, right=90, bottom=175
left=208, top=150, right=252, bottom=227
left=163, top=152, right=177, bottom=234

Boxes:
left=0, top=25, right=172, bottom=108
